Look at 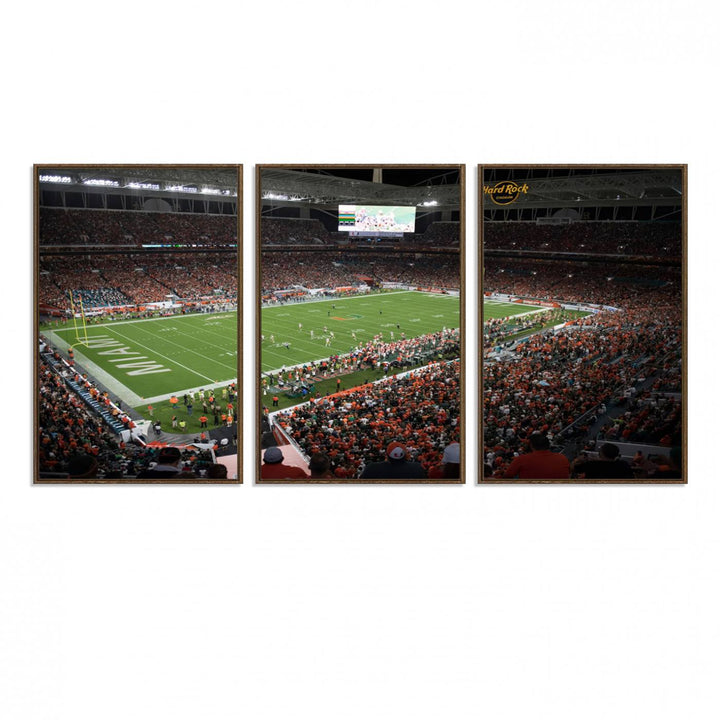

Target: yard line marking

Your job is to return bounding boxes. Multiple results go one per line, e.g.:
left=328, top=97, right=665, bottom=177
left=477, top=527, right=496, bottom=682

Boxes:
left=115, top=322, right=237, bottom=374
left=131, top=317, right=236, bottom=356
left=97, top=326, right=219, bottom=383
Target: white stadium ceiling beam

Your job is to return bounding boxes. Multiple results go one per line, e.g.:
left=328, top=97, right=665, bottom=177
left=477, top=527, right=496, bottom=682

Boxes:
left=260, top=169, right=460, bottom=209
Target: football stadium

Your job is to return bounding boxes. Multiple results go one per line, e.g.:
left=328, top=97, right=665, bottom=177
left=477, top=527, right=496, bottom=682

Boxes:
left=482, top=167, right=684, bottom=482
left=36, top=166, right=239, bottom=481
left=258, top=167, right=463, bottom=481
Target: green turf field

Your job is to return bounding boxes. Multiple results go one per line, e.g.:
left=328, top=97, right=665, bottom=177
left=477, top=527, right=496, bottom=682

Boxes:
left=483, top=300, right=591, bottom=345
left=483, top=300, right=545, bottom=321
left=45, top=312, right=238, bottom=407
left=261, top=291, right=460, bottom=373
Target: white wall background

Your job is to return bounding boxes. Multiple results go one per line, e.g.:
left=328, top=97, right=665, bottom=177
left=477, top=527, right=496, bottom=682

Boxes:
left=2, top=2, right=717, bottom=719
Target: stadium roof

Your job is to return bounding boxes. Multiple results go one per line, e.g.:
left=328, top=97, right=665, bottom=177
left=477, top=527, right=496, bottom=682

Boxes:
left=38, top=166, right=239, bottom=196
left=260, top=167, right=461, bottom=209
left=482, top=167, right=682, bottom=209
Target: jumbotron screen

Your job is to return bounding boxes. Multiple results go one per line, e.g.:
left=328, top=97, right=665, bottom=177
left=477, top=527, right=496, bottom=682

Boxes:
left=338, top=205, right=416, bottom=233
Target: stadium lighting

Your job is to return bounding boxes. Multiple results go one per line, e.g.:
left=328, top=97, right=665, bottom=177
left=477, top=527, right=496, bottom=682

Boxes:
left=83, top=178, right=119, bottom=187
left=39, top=174, right=72, bottom=184
left=166, top=185, right=198, bottom=193
left=419, top=200, right=438, bottom=207
left=263, top=192, right=289, bottom=200
left=126, top=182, right=160, bottom=190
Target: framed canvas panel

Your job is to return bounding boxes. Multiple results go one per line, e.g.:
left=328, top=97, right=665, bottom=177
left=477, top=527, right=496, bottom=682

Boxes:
left=257, top=165, right=465, bottom=483
left=480, top=165, right=686, bottom=483
left=35, top=165, right=242, bottom=483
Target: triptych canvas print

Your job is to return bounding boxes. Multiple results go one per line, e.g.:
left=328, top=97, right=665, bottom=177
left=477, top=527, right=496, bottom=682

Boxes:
left=34, top=164, right=685, bottom=483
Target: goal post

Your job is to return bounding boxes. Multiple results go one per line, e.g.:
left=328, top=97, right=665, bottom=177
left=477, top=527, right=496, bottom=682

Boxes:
left=68, top=291, right=90, bottom=346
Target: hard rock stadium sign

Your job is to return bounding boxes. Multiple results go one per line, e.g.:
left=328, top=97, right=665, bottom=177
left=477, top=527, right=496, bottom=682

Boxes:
left=483, top=181, right=529, bottom=205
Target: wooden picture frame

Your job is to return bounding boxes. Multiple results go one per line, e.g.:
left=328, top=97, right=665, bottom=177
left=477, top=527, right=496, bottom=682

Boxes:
left=256, top=164, right=465, bottom=483
left=34, top=164, right=242, bottom=483
left=479, top=164, right=687, bottom=484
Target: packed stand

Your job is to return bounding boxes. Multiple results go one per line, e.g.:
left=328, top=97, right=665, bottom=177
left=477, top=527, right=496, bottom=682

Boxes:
left=261, top=218, right=332, bottom=246
left=40, top=252, right=237, bottom=310
left=39, top=208, right=237, bottom=247
left=483, top=262, right=682, bottom=476
left=261, top=251, right=460, bottom=294
left=484, top=221, right=681, bottom=256
left=484, top=258, right=680, bottom=306
left=275, top=360, right=460, bottom=479
left=406, top=222, right=460, bottom=248
left=38, top=351, right=229, bottom=480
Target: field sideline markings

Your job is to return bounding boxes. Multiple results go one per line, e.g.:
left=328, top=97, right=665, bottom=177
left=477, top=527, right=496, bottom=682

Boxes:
left=53, top=313, right=237, bottom=359
left=261, top=291, right=460, bottom=371
left=128, top=317, right=237, bottom=358
left=94, top=326, right=219, bottom=384
left=112, top=321, right=237, bottom=375
left=43, top=330, right=143, bottom=405
left=130, top=312, right=239, bottom=346
left=54, top=310, right=237, bottom=331
left=262, top=290, right=417, bottom=315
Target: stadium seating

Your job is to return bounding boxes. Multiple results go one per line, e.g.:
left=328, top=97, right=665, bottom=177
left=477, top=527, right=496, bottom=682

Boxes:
left=483, top=255, right=682, bottom=478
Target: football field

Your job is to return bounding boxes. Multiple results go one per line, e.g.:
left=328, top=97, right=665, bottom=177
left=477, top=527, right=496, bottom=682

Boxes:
left=261, top=291, right=460, bottom=373
left=483, top=300, right=545, bottom=321
left=45, top=312, right=238, bottom=406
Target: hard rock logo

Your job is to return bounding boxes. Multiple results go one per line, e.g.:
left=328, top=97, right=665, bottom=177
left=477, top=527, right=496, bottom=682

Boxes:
left=483, top=181, right=529, bottom=205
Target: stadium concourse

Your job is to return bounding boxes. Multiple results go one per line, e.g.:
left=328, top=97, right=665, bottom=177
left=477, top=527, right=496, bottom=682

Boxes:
left=37, top=167, right=239, bottom=481
left=259, top=167, right=462, bottom=480
left=482, top=167, right=684, bottom=481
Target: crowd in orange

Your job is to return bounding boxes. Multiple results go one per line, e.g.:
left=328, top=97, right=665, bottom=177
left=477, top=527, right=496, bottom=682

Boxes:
left=39, top=252, right=237, bottom=309
left=275, top=360, right=460, bottom=479
left=261, top=251, right=459, bottom=294
left=483, top=262, right=682, bottom=477
left=484, top=221, right=680, bottom=256
left=39, top=208, right=236, bottom=247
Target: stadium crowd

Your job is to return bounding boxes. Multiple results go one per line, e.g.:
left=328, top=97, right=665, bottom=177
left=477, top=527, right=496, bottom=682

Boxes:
left=261, top=218, right=332, bottom=245
left=261, top=217, right=460, bottom=249
left=484, top=221, right=681, bottom=256
left=484, top=259, right=680, bottom=306
left=483, top=260, right=682, bottom=478
left=406, top=221, right=460, bottom=247
left=39, top=252, right=237, bottom=309
left=38, top=351, right=231, bottom=480
left=261, top=251, right=460, bottom=294
left=483, top=308, right=578, bottom=353
left=39, top=208, right=237, bottom=247
left=274, top=360, right=460, bottom=479
left=265, top=329, right=461, bottom=390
